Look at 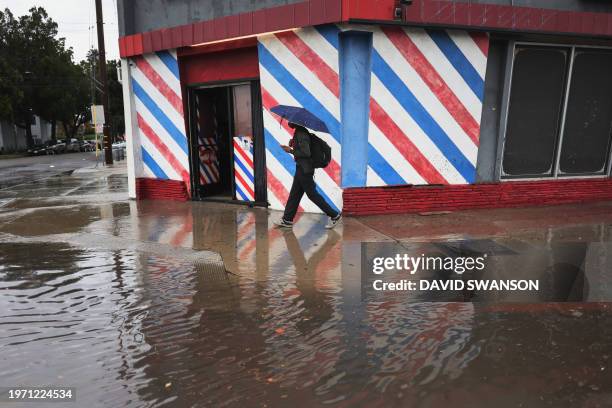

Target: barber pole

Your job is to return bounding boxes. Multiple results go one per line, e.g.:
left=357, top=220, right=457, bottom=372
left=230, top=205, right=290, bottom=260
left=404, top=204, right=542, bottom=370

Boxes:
left=233, top=136, right=255, bottom=202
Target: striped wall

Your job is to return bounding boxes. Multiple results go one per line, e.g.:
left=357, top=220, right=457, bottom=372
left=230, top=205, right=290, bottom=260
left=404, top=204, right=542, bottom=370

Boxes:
left=130, top=50, right=190, bottom=191
left=258, top=26, right=343, bottom=213
left=367, top=26, right=488, bottom=186
left=258, top=24, right=488, bottom=213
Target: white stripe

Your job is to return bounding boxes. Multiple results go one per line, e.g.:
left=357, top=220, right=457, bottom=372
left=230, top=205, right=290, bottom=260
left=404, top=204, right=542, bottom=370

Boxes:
left=366, top=166, right=386, bottom=186
left=294, top=27, right=339, bottom=72
left=371, top=75, right=467, bottom=184
left=140, top=136, right=181, bottom=180
left=142, top=161, right=156, bottom=178
left=405, top=27, right=483, bottom=124
left=134, top=98, right=190, bottom=171
left=447, top=30, right=487, bottom=79
left=131, top=65, right=185, bottom=133
left=374, top=29, right=478, bottom=165
left=145, top=52, right=181, bottom=96
left=368, top=120, right=426, bottom=184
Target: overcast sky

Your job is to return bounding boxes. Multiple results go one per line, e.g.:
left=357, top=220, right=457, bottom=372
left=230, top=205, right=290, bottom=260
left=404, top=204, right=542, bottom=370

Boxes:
left=0, top=0, right=119, bottom=63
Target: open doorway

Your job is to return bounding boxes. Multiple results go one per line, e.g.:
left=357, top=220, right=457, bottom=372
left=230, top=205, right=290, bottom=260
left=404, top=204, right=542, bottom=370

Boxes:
left=188, top=82, right=266, bottom=204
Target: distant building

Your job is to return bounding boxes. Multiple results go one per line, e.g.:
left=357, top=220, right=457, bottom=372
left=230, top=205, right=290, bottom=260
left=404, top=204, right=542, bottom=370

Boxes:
left=117, top=0, right=612, bottom=214
left=0, top=116, right=52, bottom=152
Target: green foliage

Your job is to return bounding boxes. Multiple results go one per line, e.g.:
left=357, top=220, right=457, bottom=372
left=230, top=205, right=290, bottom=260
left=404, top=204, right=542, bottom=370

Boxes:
left=0, top=6, right=124, bottom=146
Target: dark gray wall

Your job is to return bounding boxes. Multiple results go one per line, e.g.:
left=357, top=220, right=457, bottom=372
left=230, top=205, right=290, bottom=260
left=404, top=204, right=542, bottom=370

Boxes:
left=446, top=0, right=612, bottom=13
left=117, top=0, right=303, bottom=36
left=476, top=39, right=509, bottom=183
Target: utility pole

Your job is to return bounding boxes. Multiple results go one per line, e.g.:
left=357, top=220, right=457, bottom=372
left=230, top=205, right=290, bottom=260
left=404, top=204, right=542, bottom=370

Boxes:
left=95, top=0, right=113, bottom=165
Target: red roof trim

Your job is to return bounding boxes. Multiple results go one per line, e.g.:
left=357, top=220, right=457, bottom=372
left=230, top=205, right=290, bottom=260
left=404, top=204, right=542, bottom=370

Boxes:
left=403, top=0, right=612, bottom=38
left=118, top=0, right=612, bottom=58
left=119, top=0, right=344, bottom=58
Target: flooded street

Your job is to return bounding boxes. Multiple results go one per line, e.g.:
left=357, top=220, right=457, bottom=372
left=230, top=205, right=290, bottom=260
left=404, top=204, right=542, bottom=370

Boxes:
left=1, top=167, right=612, bottom=407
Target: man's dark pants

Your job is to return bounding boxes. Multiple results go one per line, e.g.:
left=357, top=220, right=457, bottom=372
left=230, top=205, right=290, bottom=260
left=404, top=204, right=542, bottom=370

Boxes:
left=283, top=166, right=338, bottom=222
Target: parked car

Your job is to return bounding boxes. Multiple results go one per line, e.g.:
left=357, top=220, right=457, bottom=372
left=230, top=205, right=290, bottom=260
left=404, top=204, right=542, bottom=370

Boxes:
left=79, top=140, right=95, bottom=152
left=50, top=139, right=66, bottom=154
left=66, top=138, right=80, bottom=153
left=112, top=141, right=126, bottom=150
left=27, top=143, right=47, bottom=156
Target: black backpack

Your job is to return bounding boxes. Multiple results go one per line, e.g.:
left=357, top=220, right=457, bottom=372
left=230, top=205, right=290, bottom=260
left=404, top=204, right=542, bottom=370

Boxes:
left=309, top=133, right=332, bottom=168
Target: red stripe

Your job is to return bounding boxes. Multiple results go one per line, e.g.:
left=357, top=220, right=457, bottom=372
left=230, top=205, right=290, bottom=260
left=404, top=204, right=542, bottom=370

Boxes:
left=134, top=56, right=183, bottom=115
left=170, top=217, right=193, bottom=246
left=369, top=99, right=447, bottom=184
left=233, top=139, right=254, bottom=170
left=469, top=31, right=489, bottom=57
left=234, top=169, right=255, bottom=199
left=261, top=87, right=341, bottom=186
left=238, top=238, right=257, bottom=260
left=275, top=31, right=340, bottom=96
left=382, top=26, right=481, bottom=145
left=137, top=113, right=190, bottom=186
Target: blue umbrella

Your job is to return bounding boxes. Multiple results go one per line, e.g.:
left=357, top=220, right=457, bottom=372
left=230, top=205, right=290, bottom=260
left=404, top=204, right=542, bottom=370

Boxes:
left=270, top=105, right=330, bottom=133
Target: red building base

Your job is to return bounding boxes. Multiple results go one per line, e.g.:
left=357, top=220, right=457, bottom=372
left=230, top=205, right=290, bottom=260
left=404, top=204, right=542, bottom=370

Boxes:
left=136, top=178, right=190, bottom=201
left=343, top=178, right=612, bottom=215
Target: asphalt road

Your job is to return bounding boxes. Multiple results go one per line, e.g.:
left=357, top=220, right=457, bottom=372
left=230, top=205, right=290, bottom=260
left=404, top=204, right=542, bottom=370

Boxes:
left=0, top=151, right=102, bottom=189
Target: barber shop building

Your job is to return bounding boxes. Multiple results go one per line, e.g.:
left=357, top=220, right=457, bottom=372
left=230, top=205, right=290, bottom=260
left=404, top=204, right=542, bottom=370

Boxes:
left=117, top=0, right=612, bottom=215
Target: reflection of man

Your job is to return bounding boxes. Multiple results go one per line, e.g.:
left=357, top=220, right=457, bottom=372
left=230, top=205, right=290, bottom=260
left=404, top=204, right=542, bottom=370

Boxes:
left=282, top=230, right=341, bottom=334
left=274, top=123, right=341, bottom=229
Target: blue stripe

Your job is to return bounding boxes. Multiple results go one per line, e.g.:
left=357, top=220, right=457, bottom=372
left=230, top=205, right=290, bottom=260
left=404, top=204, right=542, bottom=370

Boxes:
left=314, top=24, right=340, bottom=49
left=367, top=146, right=407, bottom=185
left=141, top=147, right=168, bottom=179
left=426, top=30, right=484, bottom=101
left=235, top=185, right=250, bottom=201
left=200, top=163, right=214, bottom=184
left=234, top=153, right=255, bottom=184
left=264, top=129, right=339, bottom=213
left=372, top=50, right=475, bottom=182
left=156, top=51, right=180, bottom=80
left=132, top=79, right=189, bottom=156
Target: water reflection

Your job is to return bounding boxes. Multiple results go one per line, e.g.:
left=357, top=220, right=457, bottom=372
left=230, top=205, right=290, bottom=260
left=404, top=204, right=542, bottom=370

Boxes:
left=1, top=194, right=612, bottom=406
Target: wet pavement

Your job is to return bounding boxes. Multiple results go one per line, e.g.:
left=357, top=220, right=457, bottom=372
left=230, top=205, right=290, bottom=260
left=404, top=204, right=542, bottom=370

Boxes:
left=0, top=151, right=101, bottom=189
left=1, top=167, right=612, bottom=407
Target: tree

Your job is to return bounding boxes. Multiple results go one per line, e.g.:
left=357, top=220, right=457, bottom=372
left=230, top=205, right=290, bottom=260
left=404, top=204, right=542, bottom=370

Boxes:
left=81, top=50, right=124, bottom=139
left=0, top=7, right=90, bottom=147
left=0, top=10, right=22, bottom=122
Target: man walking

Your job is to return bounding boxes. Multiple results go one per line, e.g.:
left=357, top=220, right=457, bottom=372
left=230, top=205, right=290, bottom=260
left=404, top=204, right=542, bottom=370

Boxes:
left=274, top=123, right=342, bottom=229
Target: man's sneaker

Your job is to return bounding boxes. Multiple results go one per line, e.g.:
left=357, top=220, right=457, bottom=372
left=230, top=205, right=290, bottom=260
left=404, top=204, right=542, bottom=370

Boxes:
left=325, top=213, right=342, bottom=229
left=274, top=218, right=293, bottom=229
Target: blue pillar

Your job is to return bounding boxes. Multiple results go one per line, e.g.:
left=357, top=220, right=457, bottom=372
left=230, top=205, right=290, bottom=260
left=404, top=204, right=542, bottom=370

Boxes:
left=339, top=31, right=372, bottom=188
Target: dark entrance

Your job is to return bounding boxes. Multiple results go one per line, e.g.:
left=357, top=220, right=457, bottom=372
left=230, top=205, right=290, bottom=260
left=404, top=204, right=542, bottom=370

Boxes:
left=188, top=81, right=267, bottom=204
